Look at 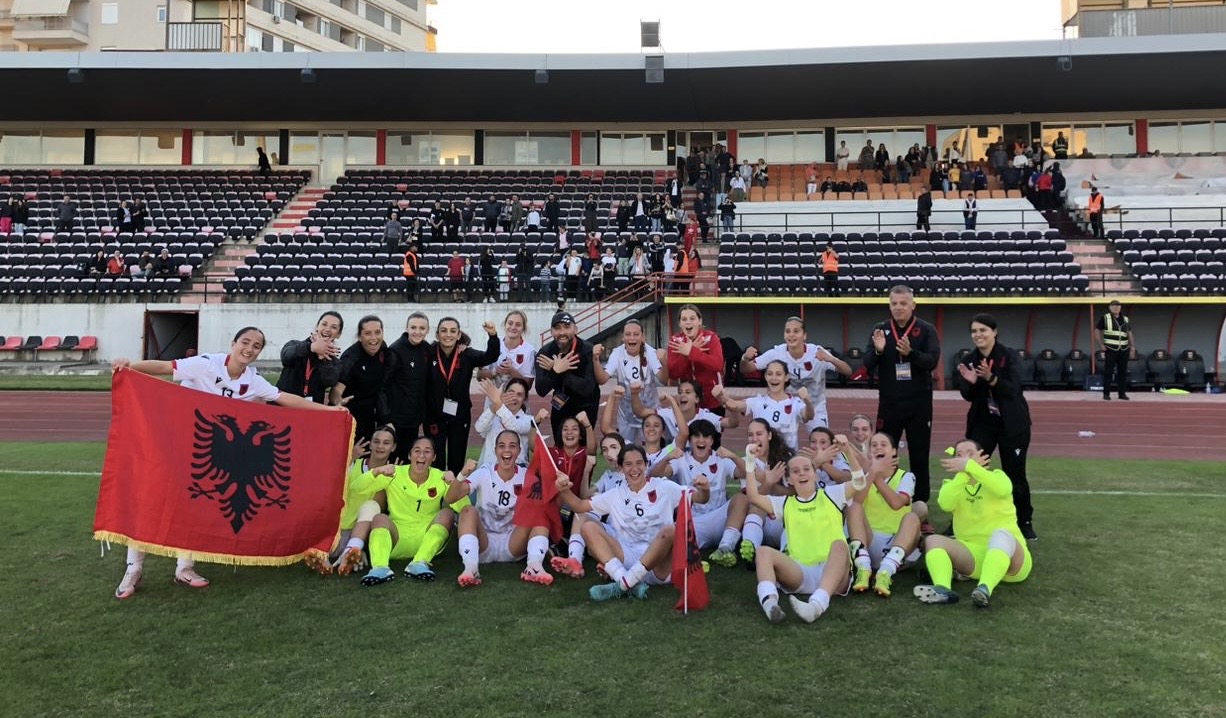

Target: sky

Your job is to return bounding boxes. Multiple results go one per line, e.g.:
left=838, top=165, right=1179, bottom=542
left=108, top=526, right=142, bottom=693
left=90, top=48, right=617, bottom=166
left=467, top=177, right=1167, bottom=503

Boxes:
left=430, top=0, right=1067, bottom=54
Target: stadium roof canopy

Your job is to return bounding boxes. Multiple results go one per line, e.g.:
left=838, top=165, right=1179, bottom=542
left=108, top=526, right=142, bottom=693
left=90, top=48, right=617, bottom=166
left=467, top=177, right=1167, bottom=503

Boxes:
left=3, top=34, right=1226, bottom=123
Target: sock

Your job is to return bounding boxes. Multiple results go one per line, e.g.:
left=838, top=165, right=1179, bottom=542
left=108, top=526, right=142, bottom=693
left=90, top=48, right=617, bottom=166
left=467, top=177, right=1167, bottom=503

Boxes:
left=412, top=523, right=450, bottom=564
left=369, top=527, right=392, bottom=569
left=125, top=546, right=144, bottom=570
left=848, top=539, right=863, bottom=556
left=345, top=536, right=365, bottom=551
left=718, top=527, right=741, bottom=552
left=458, top=534, right=480, bottom=573
left=175, top=555, right=193, bottom=573
left=567, top=533, right=586, bottom=561
left=979, top=549, right=1012, bottom=594
left=622, top=561, right=648, bottom=589
left=757, top=580, right=779, bottom=615
left=853, top=547, right=872, bottom=571
left=526, top=535, right=549, bottom=569
left=604, top=557, right=626, bottom=584
left=879, top=546, right=906, bottom=577
left=743, top=514, right=764, bottom=548
left=924, top=547, right=953, bottom=589
left=810, top=588, right=831, bottom=613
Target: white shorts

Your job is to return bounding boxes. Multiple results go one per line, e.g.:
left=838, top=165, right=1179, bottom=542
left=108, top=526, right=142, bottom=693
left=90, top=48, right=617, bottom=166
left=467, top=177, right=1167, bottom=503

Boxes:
left=479, top=531, right=524, bottom=564
left=869, top=531, right=921, bottom=569
left=787, top=560, right=850, bottom=596
left=616, top=536, right=669, bottom=586
left=804, top=412, right=830, bottom=433
left=693, top=503, right=730, bottom=549
left=764, top=516, right=784, bottom=549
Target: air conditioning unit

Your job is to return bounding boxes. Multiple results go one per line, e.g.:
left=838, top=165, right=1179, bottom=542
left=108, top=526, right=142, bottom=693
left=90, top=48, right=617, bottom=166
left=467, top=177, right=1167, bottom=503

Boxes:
left=271, top=15, right=281, bottom=23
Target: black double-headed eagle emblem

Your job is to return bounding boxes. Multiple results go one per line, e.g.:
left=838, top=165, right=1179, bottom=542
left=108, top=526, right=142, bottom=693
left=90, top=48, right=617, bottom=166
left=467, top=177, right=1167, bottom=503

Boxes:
left=190, top=410, right=292, bottom=533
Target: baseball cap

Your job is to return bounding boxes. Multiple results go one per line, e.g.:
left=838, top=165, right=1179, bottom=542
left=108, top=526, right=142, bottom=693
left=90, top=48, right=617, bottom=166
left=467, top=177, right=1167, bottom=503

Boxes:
left=551, top=311, right=575, bottom=327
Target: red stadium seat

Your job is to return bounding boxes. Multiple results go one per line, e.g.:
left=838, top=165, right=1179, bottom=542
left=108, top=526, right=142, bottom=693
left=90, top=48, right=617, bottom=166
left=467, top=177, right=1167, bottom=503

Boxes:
left=0, top=336, right=19, bottom=351
left=38, top=336, right=61, bottom=351
left=76, top=336, right=99, bottom=352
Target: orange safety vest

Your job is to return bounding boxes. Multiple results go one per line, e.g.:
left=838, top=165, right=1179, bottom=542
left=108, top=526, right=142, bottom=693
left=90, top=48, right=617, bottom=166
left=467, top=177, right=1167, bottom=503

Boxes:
left=1087, top=194, right=1103, bottom=214
left=821, top=249, right=839, bottom=273
left=402, top=251, right=418, bottom=277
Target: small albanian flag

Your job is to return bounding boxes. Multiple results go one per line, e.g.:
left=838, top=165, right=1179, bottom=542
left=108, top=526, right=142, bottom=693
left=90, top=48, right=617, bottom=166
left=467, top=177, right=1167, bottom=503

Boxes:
left=511, top=428, right=563, bottom=542
left=671, top=489, right=709, bottom=613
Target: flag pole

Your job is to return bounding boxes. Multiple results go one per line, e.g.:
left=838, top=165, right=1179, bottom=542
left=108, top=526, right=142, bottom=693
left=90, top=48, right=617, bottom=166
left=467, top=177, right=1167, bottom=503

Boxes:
left=683, top=488, right=689, bottom=616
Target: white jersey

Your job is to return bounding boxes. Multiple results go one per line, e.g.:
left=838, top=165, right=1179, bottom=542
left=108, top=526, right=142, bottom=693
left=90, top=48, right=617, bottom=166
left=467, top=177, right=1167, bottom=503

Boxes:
left=485, top=338, right=537, bottom=388
left=468, top=464, right=527, bottom=536
left=592, top=468, right=625, bottom=495
left=668, top=453, right=735, bottom=514
left=744, top=394, right=807, bottom=452
left=755, top=343, right=833, bottom=427
left=172, top=353, right=280, bottom=402
left=816, top=453, right=851, bottom=490
left=473, top=406, right=533, bottom=467
left=605, top=344, right=663, bottom=440
left=645, top=444, right=674, bottom=472
left=658, top=406, right=723, bottom=443
left=589, top=477, right=684, bottom=547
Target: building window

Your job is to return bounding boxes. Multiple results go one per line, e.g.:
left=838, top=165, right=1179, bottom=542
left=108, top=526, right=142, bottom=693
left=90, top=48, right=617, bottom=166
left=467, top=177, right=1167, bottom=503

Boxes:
left=365, top=5, right=384, bottom=25
left=386, top=131, right=475, bottom=165
left=598, top=132, right=667, bottom=165
left=192, top=131, right=278, bottom=165
left=0, top=130, right=86, bottom=164
left=96, top=130, right=182, bottom=165
left=580, top=131, right=597, bottom=166
left=485, top=131, right=571, bottom=165
left=101, top=3, right=119, bottom=25
left=156, top=5, right=167, bottom=23
left=389, top=15, right=401, bottom=33
left=397, top=0, right=418, bottom=10
left=1041, top=121, right=1136, bottom=157
left=739, top=129, right=829, bottom=164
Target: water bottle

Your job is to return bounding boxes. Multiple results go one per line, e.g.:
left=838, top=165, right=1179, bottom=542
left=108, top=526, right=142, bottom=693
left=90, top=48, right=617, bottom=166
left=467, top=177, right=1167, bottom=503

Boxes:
left=1208, top=381, right=1214, bottom=395
left=1078, top=431, right=1096, bottom=438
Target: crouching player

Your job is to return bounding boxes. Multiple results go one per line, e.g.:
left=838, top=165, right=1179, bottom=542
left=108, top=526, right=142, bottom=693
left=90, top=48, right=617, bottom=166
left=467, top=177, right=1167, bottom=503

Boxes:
left=654, top=419, right=745, bottom=550
left=842, top=432, right=921, bottom=597
left=556, top=445, right=709, bottom=602
left=348, top=437, right=457, bottom=586
left=913, top=439, right=1033, bottom=608
left=746, top=454, right=863, bottom=623
left=450, top=432, right=554, bottom=587
left=310, top=427, right=395, bottom=576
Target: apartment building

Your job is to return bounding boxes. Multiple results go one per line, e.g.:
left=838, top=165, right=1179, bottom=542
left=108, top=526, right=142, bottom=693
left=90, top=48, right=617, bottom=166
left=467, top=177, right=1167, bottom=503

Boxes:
left=1062, top=0, right=1226, bottom=36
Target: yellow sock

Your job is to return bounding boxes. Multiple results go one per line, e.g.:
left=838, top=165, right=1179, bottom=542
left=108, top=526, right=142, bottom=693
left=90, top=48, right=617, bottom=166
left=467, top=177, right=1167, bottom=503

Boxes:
left=412, top=523, right=449, bottom=564
left=978, top=548, right=1012, bottom=594
left=369, top=527, right=392, bottom=569
left=925, top=547, right=953, bottom=589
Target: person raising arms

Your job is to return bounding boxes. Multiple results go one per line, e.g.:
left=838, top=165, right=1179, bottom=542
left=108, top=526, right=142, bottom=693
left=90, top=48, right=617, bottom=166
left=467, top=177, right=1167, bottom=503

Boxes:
left=666, top=304, right=725, bottom=414
left=320, top=426, right=397, bottom=576
left=714, top=360, right=813, bottom=452
left=740, top=316, right=851, bottom=432
left=841, top=432, right=921, bottom=598
left=473, top=378, right=533, bottom=467
left=593, top=319, right=667, bottom=445
left=708, top=419, right=793, bottom=567
left=552, top=432, right=628, bottom=579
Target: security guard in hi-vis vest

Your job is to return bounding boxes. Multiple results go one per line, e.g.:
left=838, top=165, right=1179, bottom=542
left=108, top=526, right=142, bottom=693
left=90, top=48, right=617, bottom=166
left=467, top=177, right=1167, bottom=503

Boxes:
left=1094, top=300, right=1136, bottom=400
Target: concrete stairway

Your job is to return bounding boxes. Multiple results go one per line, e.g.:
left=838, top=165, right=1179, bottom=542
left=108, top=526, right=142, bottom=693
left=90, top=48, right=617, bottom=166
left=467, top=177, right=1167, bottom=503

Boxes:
left=1066, top=238, right=1138, bottom=295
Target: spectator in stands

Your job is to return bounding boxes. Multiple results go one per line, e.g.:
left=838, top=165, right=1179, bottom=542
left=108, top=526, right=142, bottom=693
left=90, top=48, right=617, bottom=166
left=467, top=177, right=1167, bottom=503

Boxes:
left=402, top=243, right=420, bottom=301
left=482, top=195, right=501, bottom=232
left=88, top=249, right=106, bottom=275
left=906, top=144, right=922, bottom=174
left=467, top=255, right=482, bottom=302
left=657, top=200, right=675, bottom=233
left=384, top=212, right=403, bottom=252
left=615, top=200, right=632, bottom=233
left=895, top=156, right=910, bottom=185
left=1049, top=163, right=1067, bottom=206
left=695, top=201, right=711, bottom=243
left=921, top=144, right=938, bottom=169
left=508, top=194, right=525, bottom=232
left=804, top=166, right=818, bottom=197
left=947, top=142, right=962, bottom=165
left=278, top=311, right=344, bottom=405
left=728, top=173, right=747, bottom=203
left=990, top=137, right=1008, bottom=177
left=429, top=201, right=446, bottom=243
left=535, top=260, right=555, bottom=298
left=0, top=197, right=11, bottom=234
left=447, top=250, right=465, bottom=301
left=257, top=146, right=271, bottom=177
left=563, top=248, right=582, bottom=300
left=972, top=165, right=988, bottom=192
left=1051, top=132, right=1069, bottom=160
left=631, top=193, right=651, bottom=234
left=514, top=244, right=535, bottom=301
left=962, top=191, right=978, bottom=230
left=497, top=260, right=511, bottom=302
left=820, top=176, right=836, bottom=196
left=858, top=141, right=876, bottom=171
left=836, top=141, right=851, bottom=171
left=461, top=197, right=476, bottom=234
left=916, top=187, right=932, bottom=231
left=10, top=197, right=27, bottom=236
left=715, top=144, right=733, bottom=191
left=133, top=199, right=149, bottom=232
left=115, top=200, right=135, bottom=233
left=153, top=248, right=173, bottom=277
left=525, top=203, right=541, bottom=232
left=753, top=159, right=770, bottom=189
left=582, top=193, right=599, bottom=233
left=686, top=150, right=702, bottom=186
left=821, top=242, right=840, bottom=297
left=135, top=251, right=154, bottom=277
left=106, top=250, right=126, bottom=277
left=1077, top=147, right=1095, bottom=159
left=1029, top=141, right=1047, bottom=169
left=1086, top=186, right=1105, bottom=238
left=480, top=247, right=497, bottom=303
left=446, top=201, right=461, bottom=240
left=270, top=151, right=279, bottom=165
left=629, top=245, right=649, bottom=278
left=666, top=175, right=682, bottom=209
left=739, top=159, right=753, bottom=187
left=931, top=163, right=948, bottom=192
left=1035, top=169, right=1054, bottom=210
left=947, top=163, right=961, bottom=192
left=719, top=196, right=737, bottom=233
left=850, top=177, right=868, bottom=194
left=874, top=143, right=890, bottom=173
left=648, top=193, right=665, bottom=233
left=647, top=234, right=666, bottom=273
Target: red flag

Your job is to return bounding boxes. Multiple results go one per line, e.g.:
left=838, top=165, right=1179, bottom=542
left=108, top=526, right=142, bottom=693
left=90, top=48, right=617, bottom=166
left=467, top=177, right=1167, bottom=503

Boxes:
left=512, top=429, right=563, bottom=542
left=93, top=370, right=354, bottom=566
left=671, top=490, right=710, bottom=612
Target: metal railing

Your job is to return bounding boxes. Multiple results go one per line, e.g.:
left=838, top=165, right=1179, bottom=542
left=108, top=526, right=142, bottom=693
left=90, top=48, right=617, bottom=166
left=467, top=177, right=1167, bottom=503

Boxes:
left=166, top=21, right=223, bottom=51
left=13, top=16, right=88, bottom=35
left=726, top=207, right=1045, bottom=234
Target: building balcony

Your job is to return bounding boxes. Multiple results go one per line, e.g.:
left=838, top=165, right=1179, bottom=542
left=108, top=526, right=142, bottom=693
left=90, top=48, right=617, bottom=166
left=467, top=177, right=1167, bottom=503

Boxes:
left=12, top=16, right=88, bottom=47
left=166, top=21, right=224, bottom=51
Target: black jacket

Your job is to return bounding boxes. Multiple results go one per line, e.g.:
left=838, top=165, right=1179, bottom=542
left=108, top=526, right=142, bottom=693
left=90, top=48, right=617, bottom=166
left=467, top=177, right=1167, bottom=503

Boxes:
left=916, top=193, right=933, bottom=215
left=544, top=200, right=560, bottom=223
left=386, top=333, right=432, bottom=426
left=959, top=342, right=1032, bottom=438
left=534, top=337, right=599, bottom=418
left=277, top=337, right=342, bottom=404
left=336, top=342, right=398, bottom=423
left=426, top=333, right=500, bottom=426
left=482, top=200, right=501, bottom=221
left=863, top=315, right=941, bottom=402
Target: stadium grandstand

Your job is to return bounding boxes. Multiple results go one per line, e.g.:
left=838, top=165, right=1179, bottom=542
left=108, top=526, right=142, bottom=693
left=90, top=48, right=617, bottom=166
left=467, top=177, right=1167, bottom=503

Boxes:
left=0, top=33, right=1224, bottom=386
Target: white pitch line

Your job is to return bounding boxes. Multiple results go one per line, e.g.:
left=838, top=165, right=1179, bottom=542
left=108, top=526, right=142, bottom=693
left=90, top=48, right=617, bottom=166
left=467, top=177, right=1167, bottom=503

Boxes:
left=1035, top=489, right=1226, bottom=499
left=0, top=469, right=99, bottom=476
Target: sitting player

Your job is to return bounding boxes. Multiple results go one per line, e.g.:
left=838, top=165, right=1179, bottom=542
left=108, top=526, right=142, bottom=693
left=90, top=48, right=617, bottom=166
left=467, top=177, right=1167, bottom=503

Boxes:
left=913, top=439, right=1034, bottom=608
left=746, top=454, right=863, bottom=623
left=552, top=432, right=626, bottom=579
left=348, top=437, right=457, bottom=586
left=708, top=419, right=793, bottom=567
left=555, top=444, right=709, bottom=602
left=714, top=360, right=813, bottom=451
left=653, top=419, right=745, bottom=549
left=450, top=431, right=553, bottom=587
left=801, top=426, right=851, bottom=488
left=842, top=432, right=921, bottom=597
left=312, top=426, right=395, bottom=576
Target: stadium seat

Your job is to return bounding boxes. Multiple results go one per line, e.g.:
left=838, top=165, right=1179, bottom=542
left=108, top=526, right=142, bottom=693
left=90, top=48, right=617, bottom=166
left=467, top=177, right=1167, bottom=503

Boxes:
left=1034, top=349, right=1063, bottom=388
left=0, top=336, right=17, bottom=352
left=1146, top=349, right=1177, bottom=388
left=20, top=335, right=41, bottom=352
left=1064, top=349, right=1091, bottom=388
left=1015, top=349, right=1037, bottom=389
left=37, top=336, right=61, bottom=352
left=1175, top=349, right=1207, bottom=389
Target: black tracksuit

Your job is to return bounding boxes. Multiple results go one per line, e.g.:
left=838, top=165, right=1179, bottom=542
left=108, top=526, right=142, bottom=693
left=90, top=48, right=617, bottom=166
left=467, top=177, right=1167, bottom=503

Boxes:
left=276, top=336, right=341, bottom=405
left=386, top=333, right=432, bottom=463
left=534, top=337, right=599, bottom=443
left=959, top=343, right=1034, bottom=524
left=863, top=315, right=941, bottom=502
left=336, top=342, right=398, bottom=443
left=425, top=333, right=500, bottom=473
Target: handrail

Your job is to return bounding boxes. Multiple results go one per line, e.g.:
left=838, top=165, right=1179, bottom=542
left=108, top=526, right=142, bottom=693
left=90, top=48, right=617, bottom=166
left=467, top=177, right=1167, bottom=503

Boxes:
left=537, top=275, right=657, bottom=344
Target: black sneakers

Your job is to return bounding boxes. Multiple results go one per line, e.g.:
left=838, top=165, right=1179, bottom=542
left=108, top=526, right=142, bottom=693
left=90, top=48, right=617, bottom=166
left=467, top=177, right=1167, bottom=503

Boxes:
left=1019, top=521, right=1038, bottom=541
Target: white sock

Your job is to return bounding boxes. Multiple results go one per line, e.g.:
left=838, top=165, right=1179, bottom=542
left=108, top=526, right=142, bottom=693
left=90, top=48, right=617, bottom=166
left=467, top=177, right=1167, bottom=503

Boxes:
left=458, top=534, right=480, bottom=573
left=568, top=533, right=586, bottom=561
left=604, top=557, right=627, bottom=584
left=757, top=580, right=778, bottom=615
left=718, top=527, right=741, bottom=552
left=811, top=588, right=831, bottom=613
left=526, top=535, right=549, bottom=569
left=879, top=546, right=906, bottom=577
left=125, top=546, right=144, bottom=569
left=175, top=555, right=193, bottom=573
left=621, top=561, right=648, bottom=589
left=854, top=547, right=872, bottom=571
left=346, top=536, right=365, bottom=551
left=743, top=514, right=764, bottom=548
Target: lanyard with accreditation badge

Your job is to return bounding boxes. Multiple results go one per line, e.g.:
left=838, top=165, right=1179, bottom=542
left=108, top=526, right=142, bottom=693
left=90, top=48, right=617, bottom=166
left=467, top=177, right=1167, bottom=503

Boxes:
left=437, top=346, right=462, bottom=416
left=891, top=316, right=917, bottom=381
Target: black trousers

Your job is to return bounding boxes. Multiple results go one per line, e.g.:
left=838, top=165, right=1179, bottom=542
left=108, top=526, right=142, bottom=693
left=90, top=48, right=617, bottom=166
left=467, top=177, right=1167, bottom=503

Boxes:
left=916, top=213, right=931, bottom=231
left=403, top=275, right=417, bottom=301
left=1103, top=348, right=1130, bottom=397
left=877, top=398, right=934, bottom=503
left=393, top=422, right=423, bottom=464
left=822, top=271, right=839, bottom=297
left=967, top=426, right=1033, bottom=524
left=427, top=417, right=470, bottom=474
left=1089, top=212, right=1104, bottom=238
